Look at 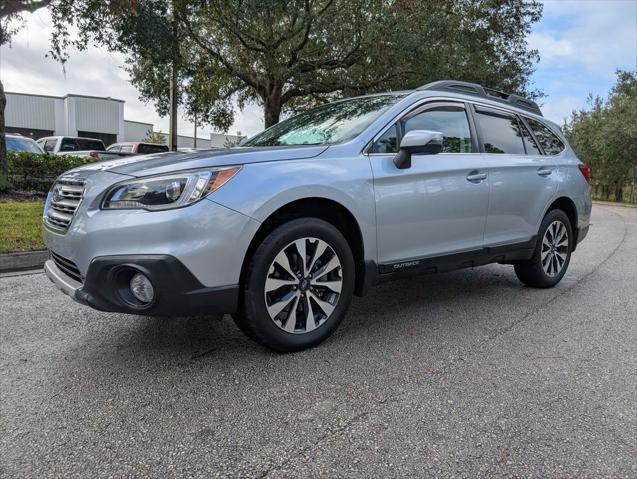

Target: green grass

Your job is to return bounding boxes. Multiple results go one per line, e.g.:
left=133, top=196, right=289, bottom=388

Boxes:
left=0, top=201, right=46, bottom=254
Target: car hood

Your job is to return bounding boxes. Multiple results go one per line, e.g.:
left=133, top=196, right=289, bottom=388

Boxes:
left=67, top=145, right=330, bottom=177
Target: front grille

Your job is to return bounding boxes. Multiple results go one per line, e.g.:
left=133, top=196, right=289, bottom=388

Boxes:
left=50, top=251, right=83, bottom=283
left=46, top=177, right=86, bottom=230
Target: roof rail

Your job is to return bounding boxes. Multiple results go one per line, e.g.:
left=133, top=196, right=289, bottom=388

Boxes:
left=416, top=80, right=542, bottom=116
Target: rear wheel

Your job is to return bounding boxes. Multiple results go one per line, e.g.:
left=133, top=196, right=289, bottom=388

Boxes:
left=515, top=209, right=573, bottom=288
left=234, top=218, right=355, bottom=352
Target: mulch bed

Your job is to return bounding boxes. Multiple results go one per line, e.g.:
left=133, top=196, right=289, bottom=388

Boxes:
left=0, top=190, right=47, bottom=202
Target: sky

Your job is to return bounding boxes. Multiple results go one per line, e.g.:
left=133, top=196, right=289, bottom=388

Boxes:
left=0, top=0, right=636, bottom=138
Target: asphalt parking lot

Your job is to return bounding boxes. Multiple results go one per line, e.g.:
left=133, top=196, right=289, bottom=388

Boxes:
left=1, top=204, right=635, bottom=478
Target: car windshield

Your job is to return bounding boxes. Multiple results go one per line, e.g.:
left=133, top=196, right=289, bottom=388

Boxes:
left=243, top=94, right=405, bottom=147
left=6, top=136, right=43, bottom=153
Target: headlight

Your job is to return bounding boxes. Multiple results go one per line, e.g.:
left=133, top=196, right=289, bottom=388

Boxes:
left=102, top=166, right=240, bottom=210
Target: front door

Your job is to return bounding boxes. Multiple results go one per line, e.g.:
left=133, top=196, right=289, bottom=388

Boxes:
left=370, top=101, right=490, bottom=266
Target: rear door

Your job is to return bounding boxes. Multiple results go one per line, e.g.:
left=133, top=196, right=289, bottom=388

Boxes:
left=370, top=100, right=490, bottom=265
left=472, top=105, right=558, bottom=246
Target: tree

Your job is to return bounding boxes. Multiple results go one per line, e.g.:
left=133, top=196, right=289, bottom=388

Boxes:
left=142, top=129, right=167, bottom=144
left=1, top=0, right=544, bottom=191
left=564, top=70, right=637, bottom=202
left=1, top=1, right=53, bottom=190
left=128, top=0, right=543, bottom=130
left=0, top=0, right=134, bottom=191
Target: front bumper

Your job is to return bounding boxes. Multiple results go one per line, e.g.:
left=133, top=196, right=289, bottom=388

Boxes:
left=44, top=254, right=239, bottom=316
left=44, top=198, right=261, bottom=289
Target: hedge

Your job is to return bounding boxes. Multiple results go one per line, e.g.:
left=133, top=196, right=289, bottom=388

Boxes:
left=7, top=152, right=94, bottom=193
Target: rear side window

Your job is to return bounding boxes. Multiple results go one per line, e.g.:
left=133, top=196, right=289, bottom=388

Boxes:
left=120, top=145, right=134, bottom=153
left=526, top=118, right=565, bottom=155
left=138, top=144, right=168, bottom=154
left=404, top=105, right=472, bottom=153
left=107, top=145, right=121, bottom=152
left=475, top=108, right=525, bottom=154
left=519, top=120, right=542, bottom=155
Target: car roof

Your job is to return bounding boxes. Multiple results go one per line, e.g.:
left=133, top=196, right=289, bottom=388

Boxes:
left=351, top=80, right=557, bottom=128
left=39, top=135, right=104, bottom=141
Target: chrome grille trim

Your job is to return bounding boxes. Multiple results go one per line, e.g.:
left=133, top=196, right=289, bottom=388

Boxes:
left=46, top=177, right=86, bottom=230
left=50, top=251, right=83, bottom=283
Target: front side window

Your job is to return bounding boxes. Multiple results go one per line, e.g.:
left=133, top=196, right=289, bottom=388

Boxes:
left=475, top=109, right=525, bottom=154
left=243, top=94, right=405, bottom=147
left=371, top=125, right=398, bottom=153
left=404, top=106, right=472, bottom=153
left=526, top=118, right=565, bottom=155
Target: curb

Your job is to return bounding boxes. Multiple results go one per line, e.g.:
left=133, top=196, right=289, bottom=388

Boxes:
left=0, top=250, right=47, bottom=273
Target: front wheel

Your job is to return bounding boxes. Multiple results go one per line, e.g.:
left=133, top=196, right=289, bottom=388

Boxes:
left=234, top=218, right=355, bottom=352
left=514, top=209, right=573, bottom=288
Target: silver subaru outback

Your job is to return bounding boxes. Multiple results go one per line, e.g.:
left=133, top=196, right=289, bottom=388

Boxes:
left=43, top=80, right=592, bottom=352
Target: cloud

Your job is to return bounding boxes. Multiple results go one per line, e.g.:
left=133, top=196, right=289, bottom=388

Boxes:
left=528, top=32, right=575, bottom=63
left=0, top=10, right=262, bottom=137
left=532, top=1, right=636, bottom=74
left=530, top=0, right=636, bottom=123
left=540, top=96, right=584, bottom=125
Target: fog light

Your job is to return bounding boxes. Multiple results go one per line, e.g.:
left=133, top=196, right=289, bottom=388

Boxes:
left=130, top=272, right=154, bottom=304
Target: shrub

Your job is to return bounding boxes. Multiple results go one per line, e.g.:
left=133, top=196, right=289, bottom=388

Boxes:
left=7, top=152, right=93, bottom=193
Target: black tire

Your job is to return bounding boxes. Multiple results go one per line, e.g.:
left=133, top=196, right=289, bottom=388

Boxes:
left=233, top=218, right=355, bottom=352
left=515, top=209, right=573, bottom=288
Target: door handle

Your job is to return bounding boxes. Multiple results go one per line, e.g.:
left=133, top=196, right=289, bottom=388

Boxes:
left=466, top=172, right=487, bottom=183
left=537, top=167, right=553, bottom=177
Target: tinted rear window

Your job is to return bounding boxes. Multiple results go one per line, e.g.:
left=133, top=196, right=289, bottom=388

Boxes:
left=138, top=143, right=168, bottom=154
left=475, top=109, right=525, bottom=154
left=77, top=139, right=105, bottom=151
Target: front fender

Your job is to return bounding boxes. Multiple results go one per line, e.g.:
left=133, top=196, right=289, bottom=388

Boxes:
left=210, top=156, right=377, bottom=262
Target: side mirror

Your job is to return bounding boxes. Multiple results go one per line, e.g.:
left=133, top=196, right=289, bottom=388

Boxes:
left=393, top=130, right=443, bottom=169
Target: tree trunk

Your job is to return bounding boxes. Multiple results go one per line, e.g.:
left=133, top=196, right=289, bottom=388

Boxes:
left=615, top=186, right=623, bottom=203
left=0, top=79, right=8, bottom=191
left=264, top=88, right=283, bottom=129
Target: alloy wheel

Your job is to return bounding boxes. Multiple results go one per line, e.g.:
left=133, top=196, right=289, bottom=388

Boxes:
left=541, top=220, right=569, bottom=277
left=264, top=237, right=343, bottom=334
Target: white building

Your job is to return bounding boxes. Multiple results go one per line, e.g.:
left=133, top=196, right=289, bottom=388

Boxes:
left=4, top=91, right=244, bottom=148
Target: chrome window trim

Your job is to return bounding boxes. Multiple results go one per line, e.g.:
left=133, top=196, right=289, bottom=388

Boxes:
left=364, top=95, right=551, bottom=156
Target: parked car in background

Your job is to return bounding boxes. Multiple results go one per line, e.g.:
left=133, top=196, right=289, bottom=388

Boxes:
left=6, top=134, right=44, bottom=153
left=37, top=136, right=106, bottom=155
left=107, top=142, right=169, bottom=154
left=43, top=80, right=592, bottom=352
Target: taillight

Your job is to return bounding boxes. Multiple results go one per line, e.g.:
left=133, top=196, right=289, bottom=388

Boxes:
left=89, top=151, right=99, bottom=158
left=578, top=164, right=591, bottom=183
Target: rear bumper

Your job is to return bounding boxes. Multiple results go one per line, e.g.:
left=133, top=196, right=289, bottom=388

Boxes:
left=44, top=254, right=238, bottom=316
